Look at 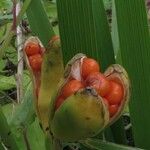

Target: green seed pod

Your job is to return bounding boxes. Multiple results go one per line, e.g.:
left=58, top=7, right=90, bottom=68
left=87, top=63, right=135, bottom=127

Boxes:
left=51, top=88, right=109, bottom=141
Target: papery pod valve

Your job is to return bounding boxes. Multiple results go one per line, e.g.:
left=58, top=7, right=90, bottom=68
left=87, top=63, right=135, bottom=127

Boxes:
left=23, top=36, right=64, bottom=133
left=50, top=53, right=130, bottom=141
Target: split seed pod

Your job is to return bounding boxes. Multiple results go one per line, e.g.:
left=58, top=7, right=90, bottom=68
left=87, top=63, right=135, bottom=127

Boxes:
left=50, top=53, right=130, bottom=141
left=23, top=36, right=64, bottom=134
left=23, top=36, right=44, bottom=98
left=104, top=64, right=130, bottom=125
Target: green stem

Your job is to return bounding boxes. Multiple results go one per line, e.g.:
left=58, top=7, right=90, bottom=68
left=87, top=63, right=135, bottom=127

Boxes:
left=0, top=142, right=5, bottom=150
left=45, top=135, right=62, bottom=150
left=45, top=135, right=52, bottom=150
left=0, top=105, right=19, bottom=150
left=52, top=138, right=62, bottom=150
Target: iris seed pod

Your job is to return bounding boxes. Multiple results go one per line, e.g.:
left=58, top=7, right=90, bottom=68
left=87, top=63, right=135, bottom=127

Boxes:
left=23, top=36, right=64, bottom=134
left=50, top=53, right=130, bottom=141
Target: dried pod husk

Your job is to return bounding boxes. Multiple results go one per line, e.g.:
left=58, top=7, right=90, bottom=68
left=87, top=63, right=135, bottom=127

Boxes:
left=50, top=53, right=109, bottom=141
left=104, top=64, right=130, bottom=125
left=23, top=36, right=64, bottom=134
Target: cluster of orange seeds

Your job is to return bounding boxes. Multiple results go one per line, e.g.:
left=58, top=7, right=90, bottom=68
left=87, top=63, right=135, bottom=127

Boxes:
left=55, top=57, right=124, bottom=118
left=25, top=41, right=43, bottom=72
left=24, top=41, right=45, bottom=98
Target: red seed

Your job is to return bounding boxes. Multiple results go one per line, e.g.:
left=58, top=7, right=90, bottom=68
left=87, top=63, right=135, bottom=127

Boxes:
left=105, top=81, right=123, bottom=105
left=25, top=42, right=41, bottom=56
left=61, top=79, right=84, bottom=99
left=29, top=54, right=42, bottom=72
left=82, top=58, right=100, bottom=79
left=85, top=72, right=110, bottom=97
left=109, top=105, right=119, bottom=117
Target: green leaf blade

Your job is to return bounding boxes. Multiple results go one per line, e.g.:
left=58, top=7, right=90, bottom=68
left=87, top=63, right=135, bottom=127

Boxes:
left=57, top=0, right=115, bottom=69
left=26, top=0, right=55, bottom=47
left=115, top=0, right=150, bottom=149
